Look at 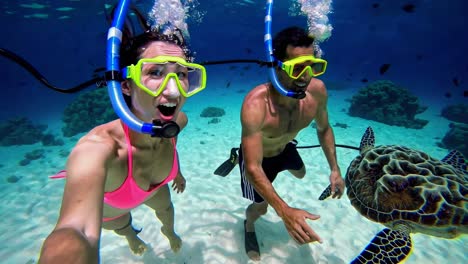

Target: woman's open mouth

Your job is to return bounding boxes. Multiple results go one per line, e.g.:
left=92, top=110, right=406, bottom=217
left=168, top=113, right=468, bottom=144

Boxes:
left=157, top=102, right=177, bottom=117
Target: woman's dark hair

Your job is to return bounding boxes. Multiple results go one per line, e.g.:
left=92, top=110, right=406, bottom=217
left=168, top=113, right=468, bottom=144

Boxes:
left=120, top=29, right=193, bottom=69
left=116, top=6, right=193, bottom=69
left=108, top=6, right=193, bottom=107
left=272, top=26, right=315, bottom=61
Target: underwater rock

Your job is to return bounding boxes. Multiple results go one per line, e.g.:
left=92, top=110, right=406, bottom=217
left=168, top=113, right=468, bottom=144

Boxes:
left=41, top=133, right=65, bottom=146
left=348, top=80, right=428, bottom=129
left=62, top=88, right=118, bottom=137
left=0, top=117, right=48, bottom=146
left=334, top=122, right=349, bottom=129
left=208, top=118, right=221, bottom=124
left=6, top=175, right=20, bottom=183
left=200, top=107, right=226, bottom=118
left=59, top=149, right=70, bottom=158
left=441, top=104, right=468, bottom=124
left=439, top=123, right=468, bottom=157
left=19, top=159, right=30, bottom=166
left=25, top=149, right=46, bottom=161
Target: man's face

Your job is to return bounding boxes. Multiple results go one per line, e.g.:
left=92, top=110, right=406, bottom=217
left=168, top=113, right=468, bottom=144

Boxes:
left=277, top=44, right=315, bottom=92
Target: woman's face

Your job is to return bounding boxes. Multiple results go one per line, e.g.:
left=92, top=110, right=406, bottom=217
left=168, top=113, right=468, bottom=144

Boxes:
left=123, top=41, right=188, bottom=123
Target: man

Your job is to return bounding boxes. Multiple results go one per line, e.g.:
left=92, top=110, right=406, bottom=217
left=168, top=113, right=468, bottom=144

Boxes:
left=239, top=26, right=345, bottom=260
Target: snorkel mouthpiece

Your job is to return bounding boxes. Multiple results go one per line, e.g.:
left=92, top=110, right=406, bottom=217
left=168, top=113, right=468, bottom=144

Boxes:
left=151, top=120, right=180, bottom=138
left=291, top=91, right=306, bottom=99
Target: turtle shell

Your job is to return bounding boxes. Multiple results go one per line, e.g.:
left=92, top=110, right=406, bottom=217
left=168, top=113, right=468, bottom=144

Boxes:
left=345, top=145, right=467, bottom=230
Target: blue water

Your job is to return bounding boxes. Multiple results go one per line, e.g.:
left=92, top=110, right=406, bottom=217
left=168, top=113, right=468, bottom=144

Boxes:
left=0, top=0, right=466, bottom=263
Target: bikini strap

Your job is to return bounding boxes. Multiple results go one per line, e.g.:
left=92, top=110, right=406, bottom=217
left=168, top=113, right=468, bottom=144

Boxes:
left=122, top=123, right=133, bottom=178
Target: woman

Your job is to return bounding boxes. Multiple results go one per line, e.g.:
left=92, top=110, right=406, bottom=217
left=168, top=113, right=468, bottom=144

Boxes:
left=39, top=8, right=206, bottom=264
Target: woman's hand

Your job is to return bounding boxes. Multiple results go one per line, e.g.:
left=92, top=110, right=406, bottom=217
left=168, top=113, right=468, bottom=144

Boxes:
left=172, top=173, right=186, bottom=193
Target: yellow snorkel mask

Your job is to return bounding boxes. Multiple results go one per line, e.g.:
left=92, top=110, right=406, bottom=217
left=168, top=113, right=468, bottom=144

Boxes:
left=124, top=55, right=207, bottom=97
left=277, top=55, right=327, bottom=79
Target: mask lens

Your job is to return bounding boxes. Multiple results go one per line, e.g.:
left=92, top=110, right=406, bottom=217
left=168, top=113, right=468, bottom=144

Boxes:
left=185, top=66, right=204, bottom=95
left=311, top=62, right=325, bottom=75
left=140, top=62, right=167, bottom=95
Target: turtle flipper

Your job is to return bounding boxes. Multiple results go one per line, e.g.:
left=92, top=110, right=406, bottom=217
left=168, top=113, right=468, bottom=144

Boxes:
left=318, top=184, right=343, bottom=200
left=359, top=127, right=375, bottom=154
left=318, top=185, right=332, bottom=200
left=351, top=228, right=412, bottom=264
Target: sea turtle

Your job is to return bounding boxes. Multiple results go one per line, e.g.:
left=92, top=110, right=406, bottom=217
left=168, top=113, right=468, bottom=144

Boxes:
left=319, top=127, right=467, bottom=264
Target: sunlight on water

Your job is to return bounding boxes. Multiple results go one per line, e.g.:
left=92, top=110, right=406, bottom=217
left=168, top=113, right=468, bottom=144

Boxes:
left=290, top=0, right=333, bottom=57
left=147, top=0, right=204, bottom=39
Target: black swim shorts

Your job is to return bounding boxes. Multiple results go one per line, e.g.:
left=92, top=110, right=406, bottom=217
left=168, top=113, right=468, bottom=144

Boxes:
left=239, top=140, right=304, bottom=203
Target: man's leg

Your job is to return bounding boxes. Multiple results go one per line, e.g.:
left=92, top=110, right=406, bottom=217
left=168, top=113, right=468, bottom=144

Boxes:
left=244, top=201, right=268, bottom=261
left=288, top=164, right=306, bottom=179
left=102, top=213, right=147, bottom=255
left=145, top=184, right=182, bottom=253
left=245, top=201, right=268, bottom=231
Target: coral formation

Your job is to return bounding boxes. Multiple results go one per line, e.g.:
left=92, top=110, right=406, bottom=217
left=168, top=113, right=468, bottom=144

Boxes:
left=200, top=107, right=226, bottom=118
left=62, top=88, right=118, bottom=137
left=348, top=80, right=428, bottom=129
left=0, top=117, right=47, bottom=146
left=439, top=123, right=468, bottom=157
left=441, top=104, right=468, bottom=124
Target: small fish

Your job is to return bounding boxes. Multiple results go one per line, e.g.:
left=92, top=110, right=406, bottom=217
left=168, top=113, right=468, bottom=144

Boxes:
left=245, top=48, right=252, bottom=54
left=402, top=4, right=416, bottom=13
left=56, top=7, right=75, bottom=12
left=379, top=64, right=391, bottom=75
left=372, top=3, right=380, bottom=8
left=361, top=78, right=369, bottom=83
left=444, top=92, right=452, bottom=98
left=229, top=65, right=237, bottom=70
left=226, top=81, right=231, bottom=88
left=416, top=54, right=423, bottom=61
left=20, top=3, right=46, bottom=9
left=452, top=77, right=460, bottom=87
left=24, top=13, right=49, bottom=19
left=464, top=90, right=468, bottom=97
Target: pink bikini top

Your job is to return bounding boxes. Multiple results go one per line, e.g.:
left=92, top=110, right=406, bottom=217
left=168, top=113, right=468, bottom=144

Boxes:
left=50, top=124, right=179, bottom=210
left=103, top=123, right=179, bottom=209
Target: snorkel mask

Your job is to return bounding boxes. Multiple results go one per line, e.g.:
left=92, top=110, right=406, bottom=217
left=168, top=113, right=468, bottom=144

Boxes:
left=264, top=0, right=327, bottom=99
left=123, top=55, right=206, bottom=97
left=106, top=0, right=204, bottom=137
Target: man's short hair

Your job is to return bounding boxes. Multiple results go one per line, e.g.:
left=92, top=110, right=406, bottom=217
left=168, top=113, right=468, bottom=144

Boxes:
left=272, top=26, right=315, bottom=61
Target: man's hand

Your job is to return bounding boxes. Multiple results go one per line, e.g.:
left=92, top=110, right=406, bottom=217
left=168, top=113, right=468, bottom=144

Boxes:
left=281, top=206, right=322, bottom=244
left=172, top=173, right=186, bottom=193
left=330, top=170, right=344, bottom=199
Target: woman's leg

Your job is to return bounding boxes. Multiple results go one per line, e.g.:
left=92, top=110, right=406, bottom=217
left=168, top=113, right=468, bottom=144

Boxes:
left=102, top=213, right=148, bottom=255
left=144, top=184, right=182, bottom=252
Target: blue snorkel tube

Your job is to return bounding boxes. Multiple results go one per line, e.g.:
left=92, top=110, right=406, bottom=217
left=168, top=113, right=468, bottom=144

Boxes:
left=264, top=0, right=305, bottom=99
left=106, top=0, right=154, bottom=135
